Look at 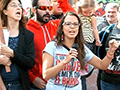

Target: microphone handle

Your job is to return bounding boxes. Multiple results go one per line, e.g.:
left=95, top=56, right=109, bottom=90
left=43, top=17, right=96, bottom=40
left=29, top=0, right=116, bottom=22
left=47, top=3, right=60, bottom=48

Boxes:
left=70, top=43, right=78, bottom=74
left=70, top=58, right=74, bottom=73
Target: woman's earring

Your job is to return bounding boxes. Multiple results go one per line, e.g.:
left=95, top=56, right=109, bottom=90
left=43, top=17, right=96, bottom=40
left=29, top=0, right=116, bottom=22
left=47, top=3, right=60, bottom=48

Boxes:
left=61, top=32, right=64, bottom=41
left=61, top=35, right=63, bottom=41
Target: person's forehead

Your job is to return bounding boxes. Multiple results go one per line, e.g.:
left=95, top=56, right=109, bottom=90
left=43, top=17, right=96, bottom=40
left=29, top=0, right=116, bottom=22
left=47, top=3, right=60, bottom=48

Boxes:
left=65, top=15, right=77, bottom=20
left=51, top=0, right=57, bottom=2
left=82, top=7, right=93, bottom=12
left=106, top=8, right=118, bottom=12
left=38, top=0, right=51, bottom=6
left=9, top=0, right=20, bottom=4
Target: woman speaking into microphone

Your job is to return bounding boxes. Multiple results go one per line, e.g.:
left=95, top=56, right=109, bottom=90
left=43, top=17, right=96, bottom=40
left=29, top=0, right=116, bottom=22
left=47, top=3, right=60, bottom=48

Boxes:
left=42, top=12, right=118, bottom=90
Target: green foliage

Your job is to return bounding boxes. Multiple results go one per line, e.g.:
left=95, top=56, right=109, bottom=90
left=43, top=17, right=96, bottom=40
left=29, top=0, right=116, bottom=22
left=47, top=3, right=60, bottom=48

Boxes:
left=96, top=0, right=120, bottom=4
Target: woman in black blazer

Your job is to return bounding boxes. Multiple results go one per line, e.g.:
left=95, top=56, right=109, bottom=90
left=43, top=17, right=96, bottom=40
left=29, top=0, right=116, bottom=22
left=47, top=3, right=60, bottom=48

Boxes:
left=0, top=0, right=35, bottom=90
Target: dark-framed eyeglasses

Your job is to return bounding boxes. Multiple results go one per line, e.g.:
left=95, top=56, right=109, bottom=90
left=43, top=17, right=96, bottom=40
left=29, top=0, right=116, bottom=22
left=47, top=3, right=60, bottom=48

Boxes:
left=62, top=22, right=80, bottom=28
left=35, top=6, right=53, bottom=11
left=9, top=3, right=22, bottom=8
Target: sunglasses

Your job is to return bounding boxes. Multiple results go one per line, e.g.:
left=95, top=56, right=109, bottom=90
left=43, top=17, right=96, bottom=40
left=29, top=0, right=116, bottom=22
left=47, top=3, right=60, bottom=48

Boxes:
left=35, top=6, right=53, bottom=11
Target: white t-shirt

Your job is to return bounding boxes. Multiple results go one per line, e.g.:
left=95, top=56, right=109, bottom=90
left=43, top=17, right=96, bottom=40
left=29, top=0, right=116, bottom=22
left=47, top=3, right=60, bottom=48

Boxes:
left=43, top=41, right=94, bottom=90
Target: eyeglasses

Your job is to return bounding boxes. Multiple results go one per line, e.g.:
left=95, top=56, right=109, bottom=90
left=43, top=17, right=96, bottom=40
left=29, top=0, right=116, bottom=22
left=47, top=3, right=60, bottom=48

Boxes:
left=62, top=22, right=80, bottom=28
left=35, top=6, right=53, bottom=11
left=10, top=4, right=22, bottom=8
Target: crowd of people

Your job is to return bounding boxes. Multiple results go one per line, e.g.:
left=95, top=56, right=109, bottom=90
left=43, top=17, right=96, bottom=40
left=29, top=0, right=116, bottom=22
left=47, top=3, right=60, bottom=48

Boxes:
left=0, top=0, right=120, bottom=90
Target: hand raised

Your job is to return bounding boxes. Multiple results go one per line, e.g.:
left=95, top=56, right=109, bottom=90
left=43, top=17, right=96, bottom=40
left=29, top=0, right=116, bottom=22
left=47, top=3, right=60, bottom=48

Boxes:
left=109, top=39, right=119, bottom=54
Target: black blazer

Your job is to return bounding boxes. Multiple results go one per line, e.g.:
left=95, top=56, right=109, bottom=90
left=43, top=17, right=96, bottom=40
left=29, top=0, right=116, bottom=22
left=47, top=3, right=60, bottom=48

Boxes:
left=0, top=26, right=35, bottom=90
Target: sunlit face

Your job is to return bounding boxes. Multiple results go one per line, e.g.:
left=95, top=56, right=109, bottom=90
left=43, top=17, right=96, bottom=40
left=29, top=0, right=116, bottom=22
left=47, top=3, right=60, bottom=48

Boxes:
left=105, top=8, right=118, bottom=24
left=36, top=0, right=51, bottom=23
left=51, top=0, right=63, bottom=15
left=4, top=0, right=22, bottom=21
left=63, top=15, right=79, bottom=40
left=81, top=7, right=94, bottom=17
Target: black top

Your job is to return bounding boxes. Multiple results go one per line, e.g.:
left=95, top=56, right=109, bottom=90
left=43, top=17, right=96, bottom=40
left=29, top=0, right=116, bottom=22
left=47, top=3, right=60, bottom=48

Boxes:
left=97, top=19, right=109, bottom=31
left=50, top=13, right=63, bottom=20
left=100, top=26, right=120, bottom=83
left=0, top=26, right=35, bottom=90
left=1, top=36, right=20, bottom=82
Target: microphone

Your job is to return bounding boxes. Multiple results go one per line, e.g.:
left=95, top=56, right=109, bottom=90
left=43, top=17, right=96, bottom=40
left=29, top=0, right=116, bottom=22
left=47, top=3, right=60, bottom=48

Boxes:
left=70, top=43, right=78, bottom=74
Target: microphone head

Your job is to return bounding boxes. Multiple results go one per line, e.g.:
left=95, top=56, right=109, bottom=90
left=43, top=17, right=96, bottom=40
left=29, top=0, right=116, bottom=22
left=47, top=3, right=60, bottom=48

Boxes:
left=72, top=43, right=78, bottom=49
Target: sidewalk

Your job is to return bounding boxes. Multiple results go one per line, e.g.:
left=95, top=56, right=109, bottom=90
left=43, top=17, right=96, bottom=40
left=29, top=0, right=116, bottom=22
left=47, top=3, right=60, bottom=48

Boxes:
left=86, top=69, right=98, bottom=90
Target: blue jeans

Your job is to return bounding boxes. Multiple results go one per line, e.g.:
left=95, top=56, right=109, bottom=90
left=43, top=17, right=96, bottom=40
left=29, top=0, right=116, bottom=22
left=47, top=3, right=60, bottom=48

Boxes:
left=5, top=82, right=22, bottom=90
left=101, top=80, right=120, bottom=90
left=31, top=87, right=46, bottom=90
